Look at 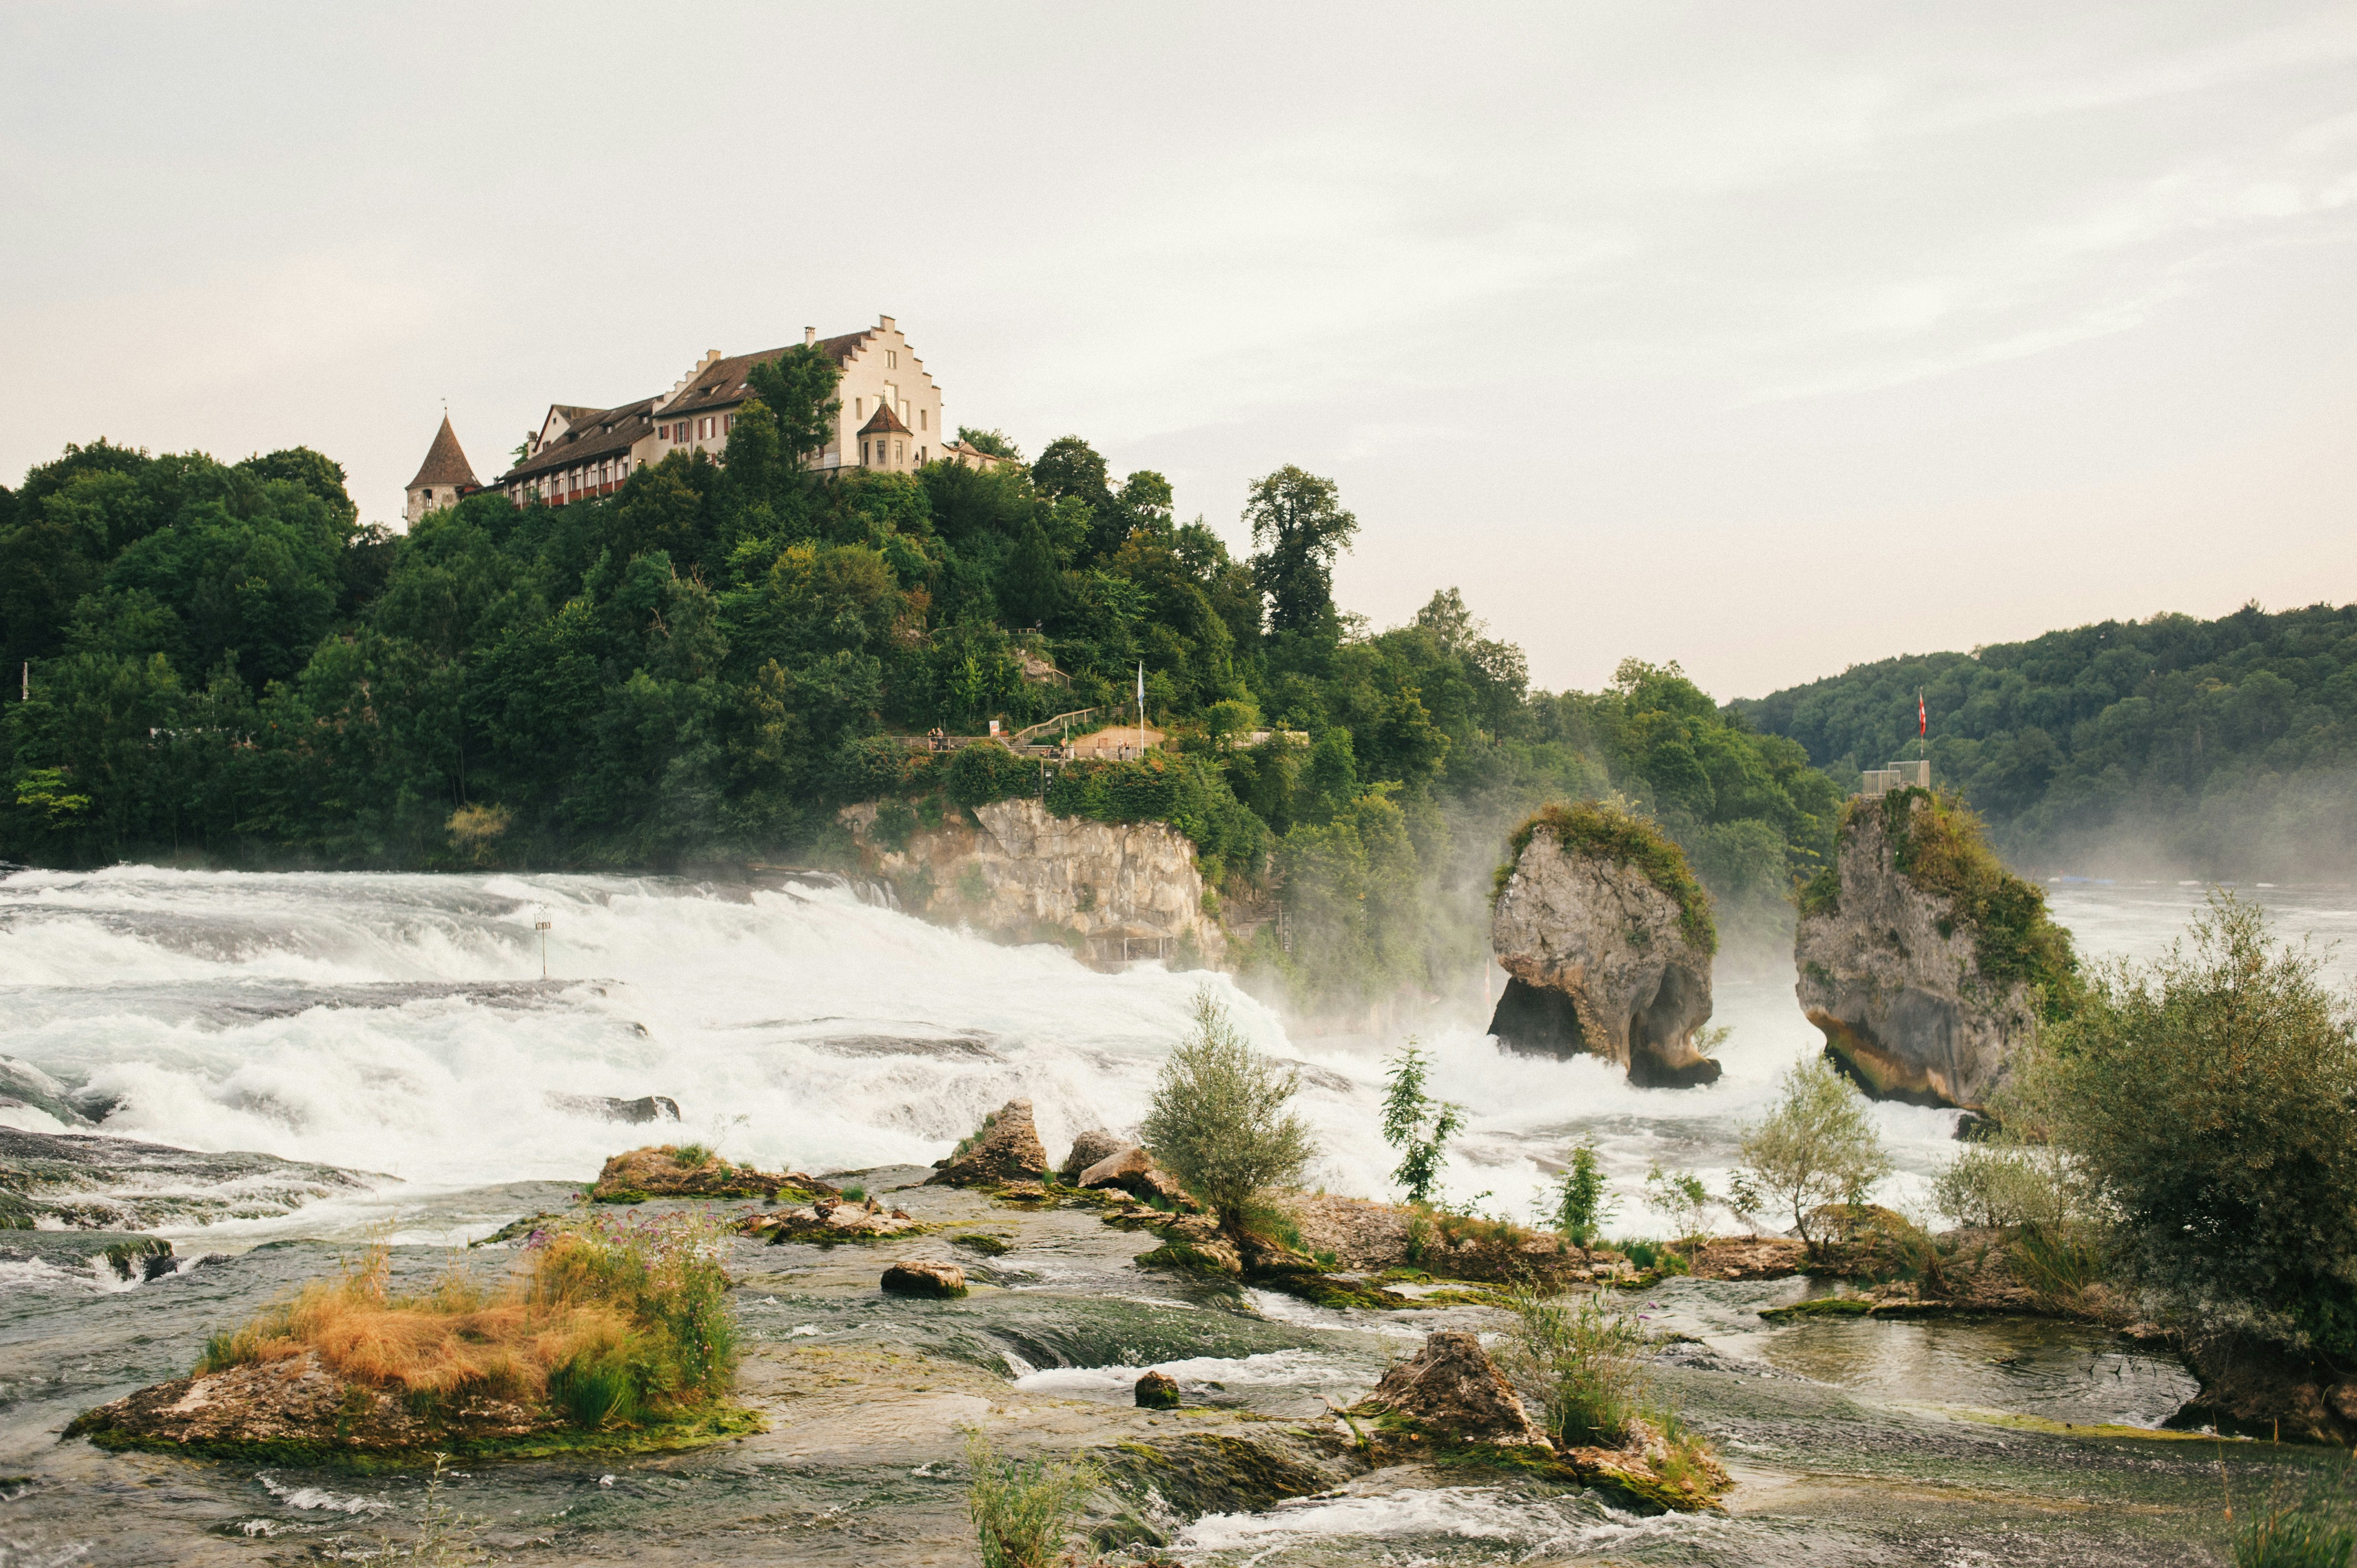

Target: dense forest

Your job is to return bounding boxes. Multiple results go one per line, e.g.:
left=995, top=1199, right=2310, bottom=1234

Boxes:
left=0, top=346, right=1839, bottom=1010
left=1737, top=603, right=2357, bottom=879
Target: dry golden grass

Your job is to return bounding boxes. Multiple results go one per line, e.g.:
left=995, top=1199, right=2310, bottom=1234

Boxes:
left=205, top=1240, right=635, bottom=1402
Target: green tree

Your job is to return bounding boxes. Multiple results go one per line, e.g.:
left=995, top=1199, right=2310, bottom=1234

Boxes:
left=1140, top=988, right=1316, bottom=1223
left=1244, top=466, right=1357, bottom=637
left=1737, top=1058, right=1893, bottom=1256
left=2007, top=894, right=2357, bottom=1356
left=1380, top=1041, right=1464, bottom=1205
left=1543, top=1141, right=1615, bottom=1246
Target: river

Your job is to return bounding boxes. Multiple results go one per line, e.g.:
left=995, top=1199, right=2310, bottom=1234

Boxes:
left=0, top=867, right=2346, bottom=1563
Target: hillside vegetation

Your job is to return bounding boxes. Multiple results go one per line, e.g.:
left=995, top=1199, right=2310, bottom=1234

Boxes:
left=0, top=348, right=1839, bottom=1011
left=1738, top=602, right=2357, bottom=877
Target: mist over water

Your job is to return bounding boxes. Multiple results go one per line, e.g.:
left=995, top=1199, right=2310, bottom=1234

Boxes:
left=1, top=866, right=2348, bottom=1244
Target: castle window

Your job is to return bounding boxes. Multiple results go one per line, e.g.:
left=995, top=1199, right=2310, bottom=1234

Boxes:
left=853, top=398, right=863, bottom=419
left=894, top=441, right=903, bottom=462
left=919, top=409, right=926, bottom=430
left=658, top=424, right=668, bottom=440
left=887, top=350, right=897, bottom=369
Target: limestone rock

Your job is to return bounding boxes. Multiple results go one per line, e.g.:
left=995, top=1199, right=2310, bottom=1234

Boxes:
left=881, top=1260, right=969, bottom=1299
left=927, top=1100, right=1049, bottom=1187
left=740, top=1197, right=922, bottom=1244
left=1060, top=1128, right=1130, bottom=1184
left=0, top=1127, right=378, bottom=1232
left=591, top=1146, right=814, bottom=1201
left=64, top=1350, right=554, bottom=1458
left=841, top=795, right=1225, bottom=968
left=1353, top=1330, right=1549, bottom=1447
left=1794, top=793, right=2057, bottom=1111
left=1134, top=1370, right=1181, bottom=1409
left=1489, top=808, right=1720, bottom=1086
left=1078, top=1144, right=1187, bottom=1204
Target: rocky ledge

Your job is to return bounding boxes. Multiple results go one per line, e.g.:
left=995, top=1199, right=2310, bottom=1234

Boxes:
left=927, top=1098, right=1050, bottom=1187
left=739, top=1194, right=923, bottom=1243
left=1489, top=802, right=1722, bottom=1087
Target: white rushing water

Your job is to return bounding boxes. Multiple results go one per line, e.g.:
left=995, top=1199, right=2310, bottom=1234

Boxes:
left=1, top=865, right=2349, bottom=1244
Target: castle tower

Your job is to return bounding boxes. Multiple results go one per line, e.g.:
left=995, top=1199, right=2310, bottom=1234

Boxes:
left=856, top=398, right=913, bottom=472
left=405, top=414, right=480, bottom=525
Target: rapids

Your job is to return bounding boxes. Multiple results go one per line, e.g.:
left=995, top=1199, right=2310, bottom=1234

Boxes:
left=0, top=866, right=2348, bottom=1243
left=2, top=866, right=2350, bottom=1565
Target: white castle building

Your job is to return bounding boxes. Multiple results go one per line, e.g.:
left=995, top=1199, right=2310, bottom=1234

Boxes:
left=402, top=315, right=1007, bottom=523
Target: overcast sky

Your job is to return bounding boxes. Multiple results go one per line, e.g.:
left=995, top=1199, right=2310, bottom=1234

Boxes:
left=4, top=3, right=2353, bottom=698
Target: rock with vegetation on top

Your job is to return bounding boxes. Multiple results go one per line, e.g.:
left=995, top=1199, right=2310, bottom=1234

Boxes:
left=1351, top=1329, right=1550, bottom=1447
left=1489, top=803, right=1722, bottom=1087
left=1078, top=1144, right=1187, bottom=1204
left=1059, top=1128, right=1130, bottom=1184
left=880, top=1260, right=969, bottom=1298
left=925, top=1099, right=1049, bottom=1187
left=65, top=1350, right=558, bottom=1459
left=591, top=1145, right=817, bottom=1202
left=1134, top=1370, right=1181, bottom=1409
left=1793, top=788, right=2076, bottom=1111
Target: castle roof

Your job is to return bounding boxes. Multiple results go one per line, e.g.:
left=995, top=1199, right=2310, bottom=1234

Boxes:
left=657, top=331, right=876, bottom=418
left=858, top=399, right=911, bottom=436
left=500, top=398, right=658, bottom=483
left=406, top=415, right=479, bottom=491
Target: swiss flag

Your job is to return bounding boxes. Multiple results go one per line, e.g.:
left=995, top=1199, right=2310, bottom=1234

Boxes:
left=1918, top=691, right=1928, bottom=737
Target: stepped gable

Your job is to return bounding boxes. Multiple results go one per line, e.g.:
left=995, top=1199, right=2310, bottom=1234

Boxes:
left=406, top=414, right=478, bottom=489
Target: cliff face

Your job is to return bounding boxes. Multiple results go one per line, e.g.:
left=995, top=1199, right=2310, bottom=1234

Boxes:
left=841, top=797, right=1224, bottom=967
left=1490, top=816, right=1719, bottom=1086
left=1793, top=794, right=2042, bottom=1111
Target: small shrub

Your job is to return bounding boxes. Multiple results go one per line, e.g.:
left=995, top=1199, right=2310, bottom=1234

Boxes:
left=1931, top=1144, right=2068, bottom=1232
left=956, top=864, right=990, bottom=905
left=872, top=797, right=918, bottom=852
left=1139, top=988, right=1316, bottom=1224
left=838, top=1184, right=866, bottom=1203
left=1738, top=1057, right=1894, bottom=1257
left=965, top=1431, right=1098, bottom=1568
left=671, top=1143, right=713, bottom=1170
left=1645, top=1164, right=1712, bottom=1261
left=1380, top=1041, right=1463, bottom=1206
left=1542, top=1141, right=1615, bottom=1247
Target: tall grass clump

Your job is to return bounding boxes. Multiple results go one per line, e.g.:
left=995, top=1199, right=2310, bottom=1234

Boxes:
left=1501, top=1285, right=1651, bottom=1447
left=965, top=1431, right=1099, bottom=1568
left=194, top=1209, right=737, bottom=1432
left=2234, top=1502, right=2356, bottom=1568
left=1140, top=987, right=1316, bottom=1224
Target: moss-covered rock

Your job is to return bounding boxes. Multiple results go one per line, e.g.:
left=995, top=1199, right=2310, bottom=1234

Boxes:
left=1489, top=802, right=1721, bottom=1086
left=1794, top=788, right=2077, bottom=1111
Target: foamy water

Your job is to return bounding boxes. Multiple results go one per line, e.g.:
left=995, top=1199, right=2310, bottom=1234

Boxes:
left=1, top=865, right=2344, bottom=1243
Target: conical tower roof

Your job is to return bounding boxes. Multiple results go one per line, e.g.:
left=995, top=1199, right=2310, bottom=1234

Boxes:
left=858, top=399, right=911, bottom=436
left=406, top=414, right=479, bottom=489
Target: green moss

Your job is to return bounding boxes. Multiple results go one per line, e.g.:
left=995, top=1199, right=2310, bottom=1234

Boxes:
left=1796, top=864, right=1840, bottom=920
left=71, top=1404, right=763, bottom=1473
left=951, top=1232, right=1011, bottom=1255
left=1758, top=1295, right=1874, bottom=1322
left=1497, top=800, right=1717, bottom=955
left=1866, top=787, right=2078, bottom=1017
